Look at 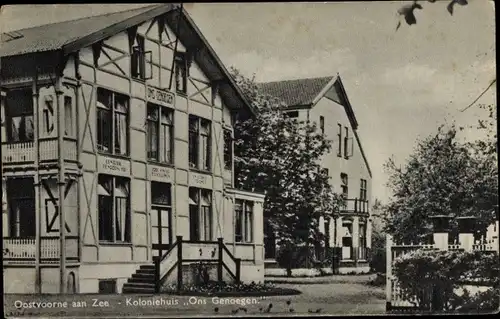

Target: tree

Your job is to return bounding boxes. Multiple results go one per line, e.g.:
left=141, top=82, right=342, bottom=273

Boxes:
left=383, top=119, right=498, bottom=244
left=230, top=67, right=342, bottom=255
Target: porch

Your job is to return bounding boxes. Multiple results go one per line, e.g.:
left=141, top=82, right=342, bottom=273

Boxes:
left=1, top=137, right=77, bottom=164
left=3, top=236, right=79, bottom=264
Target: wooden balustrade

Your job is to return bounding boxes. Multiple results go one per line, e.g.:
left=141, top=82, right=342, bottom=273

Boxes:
left=1, top=138, right=77, bottom=164
left=340, top=198, right=369, bottom=214
left=3, top=237, right=79, bottom=262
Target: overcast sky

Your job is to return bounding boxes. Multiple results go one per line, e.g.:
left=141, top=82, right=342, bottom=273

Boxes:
left=1, top=2, right=496, bottom=202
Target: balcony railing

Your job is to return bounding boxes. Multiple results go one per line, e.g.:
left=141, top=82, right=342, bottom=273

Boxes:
left=1, top=137, right=77, bottom=164
left=3, top=236, right=79, bottom=263
left=340, top=198, right=369, bottom=214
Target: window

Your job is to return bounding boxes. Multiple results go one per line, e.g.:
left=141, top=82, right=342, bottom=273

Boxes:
left=96, top=88, right=129, bottom=156
left=189, top=115, right=211, bottom=171
left=98, top=175, right=131, bottom=243
left=341, top=173, right=348, bottom=198
left=6, top=178, right=35, bottom=238
left=174, top=52, right=188, bottom=94
left=320, top=116, right=325, bottom=135
left=131, top=34, right=152, bottom=80
left=235, top=199, right=253, bottom=243
left=223, top=128, right=233, bottom=170
left=337, top=123, right=342, bottom=157
left=64, top=96, right=73, bottom=136
left=147, top=103, right=173, bottom=163
left=5, top=89, right=34, bottom=142
left=321, top=168, right=329, bottom=179
left=285, top=111, right=299, bottom=119
left=189, top=188, right=212, bottom=241
left=344, top=126, right=349, bottom=159
left=98, top=279, right=117, bottom=293
left=342, top=221, right=353, bottom=247
left=360, top=179, right=367, bottom=201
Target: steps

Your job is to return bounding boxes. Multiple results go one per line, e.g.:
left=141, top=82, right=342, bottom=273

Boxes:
left=122, top=265, right=157, bottom=294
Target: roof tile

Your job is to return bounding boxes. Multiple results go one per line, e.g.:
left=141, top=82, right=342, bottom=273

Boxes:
left=0, top=5, right=162, bottom=57
left=256, top=76, right=333, bottom=107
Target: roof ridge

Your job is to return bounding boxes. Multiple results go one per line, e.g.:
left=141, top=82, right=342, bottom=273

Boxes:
left=257, top=75, right=335, bottom=85
left=4, top=4, right=163, bottom=33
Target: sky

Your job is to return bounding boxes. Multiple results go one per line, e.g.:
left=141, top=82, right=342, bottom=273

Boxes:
left=1, top=2, right=496, bottom=202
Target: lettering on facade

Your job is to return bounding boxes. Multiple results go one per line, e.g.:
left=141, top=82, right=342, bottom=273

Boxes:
left=190, top=172, right=210, bottom=187
left=147, top=87, right=175, bottom=108
left=149, top=165, right=174, bottom=183
left=98, top=157, right=130, bottom=176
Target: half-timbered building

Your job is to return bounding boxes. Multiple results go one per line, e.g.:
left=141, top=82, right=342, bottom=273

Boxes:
left=1, top=4, right=265, bottom=294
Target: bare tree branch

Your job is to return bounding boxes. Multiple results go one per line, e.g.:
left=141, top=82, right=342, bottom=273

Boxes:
left=460, top=79, right=497, bottom=112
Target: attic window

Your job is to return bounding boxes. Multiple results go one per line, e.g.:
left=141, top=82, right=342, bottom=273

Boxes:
left=2, top=31, right=23, bottom=42
left=131, top=35, right=152, bottom=80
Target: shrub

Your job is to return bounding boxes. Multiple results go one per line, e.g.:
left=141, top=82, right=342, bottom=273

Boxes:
left=369, top=231, right=386, bottom=274
left=393, top=249, right=499, bottom=312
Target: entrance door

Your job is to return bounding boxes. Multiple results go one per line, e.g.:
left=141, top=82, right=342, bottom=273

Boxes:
left=151, top=206, right=172, bottom=259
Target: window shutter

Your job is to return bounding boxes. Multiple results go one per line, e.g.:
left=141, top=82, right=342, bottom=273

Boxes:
left=144, top=51, right=153, bottom=80
left=348, top=137, right=354, bottom=158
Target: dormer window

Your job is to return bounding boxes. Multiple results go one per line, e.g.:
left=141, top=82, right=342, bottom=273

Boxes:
left=131, top=34, right=152, bottom=80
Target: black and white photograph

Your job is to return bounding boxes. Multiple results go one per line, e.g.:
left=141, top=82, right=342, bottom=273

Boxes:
left=1, top=1, right=498, bottom=317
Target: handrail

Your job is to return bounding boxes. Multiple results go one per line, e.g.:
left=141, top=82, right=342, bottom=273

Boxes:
left=221, top=242, right=238, bottom=262
left=160, top=240, right=178, bottom=263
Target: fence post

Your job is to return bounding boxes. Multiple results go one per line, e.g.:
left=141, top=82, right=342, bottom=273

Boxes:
left=217, top=237, right=223, bottom=284
left=235, top=258, right=241, bottom=283
left=430, top=215, right=451, bottom=251
left=177, top=235, right=183, bottom=292
left=385, top=234, right=393, bottom=312
left=457, top=216, right=476, bottom=252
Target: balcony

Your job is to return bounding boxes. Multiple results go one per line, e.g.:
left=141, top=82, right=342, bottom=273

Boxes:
left=340, top=198, right=369, bottom=215
left=3, top=236, right=79, bottom=264
left=1, top=137, right=77, bottom=164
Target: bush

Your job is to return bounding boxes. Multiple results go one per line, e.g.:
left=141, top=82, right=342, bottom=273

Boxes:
left=393, top=249, right=499, bottom=312
left=369, top=231, right=386, bottom=274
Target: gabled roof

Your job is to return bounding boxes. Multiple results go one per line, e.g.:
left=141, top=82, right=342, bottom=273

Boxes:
left=0, top=4, right=256, bottom=116
left=258, top=74, right=372, bottom=177
left=0, top=5, right=171, bottom=58
left=256, top=76, right=333, bottom=107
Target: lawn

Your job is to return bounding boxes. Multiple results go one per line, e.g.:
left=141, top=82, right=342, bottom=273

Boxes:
left=4, top=279, right=386, bottom=317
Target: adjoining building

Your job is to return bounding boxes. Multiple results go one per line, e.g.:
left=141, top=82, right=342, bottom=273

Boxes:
left=257, top=76, right=373, bottom=274
left=1, top=4, right=265, bottom=294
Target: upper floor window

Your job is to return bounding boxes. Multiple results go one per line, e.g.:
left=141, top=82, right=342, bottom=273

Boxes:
left=131, top=34, right=152, bottom=80
left=235, top=199, right=253, bottom=243
left=147, top=103, right=173, bottom=164
left=5, top=88, right=34, bottom=142
left=321, top=168, right=329, bottom=179
left=285, top=111, right=299, bottom=120
left=319, top=116, right=325, bottom=135
left=360, top=179, right=367, bottom=201
left=337, top=123, right=342, bottom=157
left=341, top=173, right=348, bottom=199
left=98, top=174, right=131, bottom=243
left=344, top=126, right=350, bottom=159
left=96, top=88, right=129, bottom=156
left=189, top=115, right=211, bottom=171
left=223, top=128, right=233, bottom=170
left=174, top=52, right=188, bottom=94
